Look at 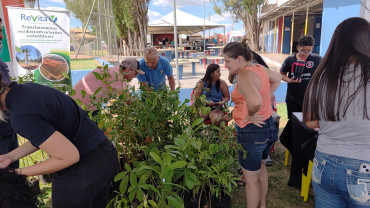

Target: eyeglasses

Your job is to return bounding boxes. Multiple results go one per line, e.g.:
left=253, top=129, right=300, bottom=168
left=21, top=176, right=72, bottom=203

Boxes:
left=299, top=50, right=312, bottom=54
left=144, top=50, right=158, bottom=54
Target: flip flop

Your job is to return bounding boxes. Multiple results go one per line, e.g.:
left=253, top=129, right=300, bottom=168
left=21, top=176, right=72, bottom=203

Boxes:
left=237, top=180, right=245, bottom=186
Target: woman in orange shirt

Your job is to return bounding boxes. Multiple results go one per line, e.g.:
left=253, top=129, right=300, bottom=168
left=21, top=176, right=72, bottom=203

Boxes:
left=223, top=39, right=281, bottom=208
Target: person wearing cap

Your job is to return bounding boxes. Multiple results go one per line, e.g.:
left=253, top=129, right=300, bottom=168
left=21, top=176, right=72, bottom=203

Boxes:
left=138, top=47, right=175, bottom=91
left=72, top=58, right=144, bottom=113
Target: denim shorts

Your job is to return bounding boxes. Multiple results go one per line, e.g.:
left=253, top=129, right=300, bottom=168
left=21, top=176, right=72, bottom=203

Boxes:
left=236, top=116, right=278, bottom=171
left=312, top=150, right=370, bottom=208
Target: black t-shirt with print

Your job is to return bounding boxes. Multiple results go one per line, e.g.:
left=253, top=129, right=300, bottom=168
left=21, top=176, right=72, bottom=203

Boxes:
left=280, top=53, right=322, bottom=102
left=5, top=82, right=106, bottom=155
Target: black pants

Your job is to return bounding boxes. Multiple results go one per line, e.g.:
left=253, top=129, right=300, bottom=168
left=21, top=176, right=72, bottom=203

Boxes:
left=286, top=100, right=303, bottom=119
left=52, top=139, right=120, bottom=208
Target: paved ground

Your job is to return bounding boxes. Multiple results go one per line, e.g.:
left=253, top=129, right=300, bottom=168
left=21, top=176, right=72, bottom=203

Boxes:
left=127, top=52, right=289, bottom=89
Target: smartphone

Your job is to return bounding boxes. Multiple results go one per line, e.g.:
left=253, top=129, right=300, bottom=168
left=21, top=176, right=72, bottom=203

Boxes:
left=359, top=163, right=370, bottom=173
left=293, top=60, right=305, bottom=79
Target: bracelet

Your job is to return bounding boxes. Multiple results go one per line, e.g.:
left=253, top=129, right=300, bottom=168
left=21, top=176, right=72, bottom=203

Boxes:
left=17, top=168, right=22, bottom=175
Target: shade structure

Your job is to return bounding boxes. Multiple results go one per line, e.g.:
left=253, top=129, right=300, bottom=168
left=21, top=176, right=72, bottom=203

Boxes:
left=148, top=9, right=224, bottom=34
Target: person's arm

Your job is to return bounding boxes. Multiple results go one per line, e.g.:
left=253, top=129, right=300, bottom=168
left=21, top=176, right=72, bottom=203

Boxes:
left=218, top=80, right=230, bottom=105
left=280, top=58, right=301, bottom=84
left=137, top=68, right=151, bottom=91
left=193, top=81, right=203, bottom=99
left=263, top=67, right=281, bottom=95
left=18, top=131, right=79, bottom=176
left=168, top=75, right=175, bottom=91
left=0, top=142, right=38, bottom=169
left=306, top=120, right=319, bottom=129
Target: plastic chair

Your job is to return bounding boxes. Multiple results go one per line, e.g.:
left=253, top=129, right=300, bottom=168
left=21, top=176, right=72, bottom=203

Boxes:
left=301, top=159, right=313, bottom=201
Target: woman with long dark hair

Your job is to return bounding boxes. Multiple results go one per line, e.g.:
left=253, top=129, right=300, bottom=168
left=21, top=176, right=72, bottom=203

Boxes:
left=223, top=38, right=281, bottom=208
left=0, top=77, right=119, bottom=208
left=193, top=63, right=231, bottom=125
left=303, top=17, right=370, bottom=207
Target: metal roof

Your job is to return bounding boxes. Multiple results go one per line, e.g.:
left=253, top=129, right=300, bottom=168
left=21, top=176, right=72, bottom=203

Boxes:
left=259, top=0, right=323, bottom=22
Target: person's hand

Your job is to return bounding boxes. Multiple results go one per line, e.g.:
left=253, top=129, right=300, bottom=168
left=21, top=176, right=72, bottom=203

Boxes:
left=215, top=101, right=223, bottom=106
left=207, top=100, right=215, bottom=106
left=290, top=77, right=302, bottom=83
left=244, top=114, right=265, bottom=127
left=0, top=154, right=12, bottom=169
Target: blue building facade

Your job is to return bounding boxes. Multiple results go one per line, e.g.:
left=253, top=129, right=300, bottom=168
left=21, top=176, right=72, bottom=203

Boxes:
left=259, top=0, right=369, bottom=56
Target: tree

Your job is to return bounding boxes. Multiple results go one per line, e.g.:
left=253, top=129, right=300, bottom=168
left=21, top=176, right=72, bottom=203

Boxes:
left=212, top=0, right=264, bottom=51
left=65, top=0, right=150, bottom=56
left=112, top=0, right=150, bottom=56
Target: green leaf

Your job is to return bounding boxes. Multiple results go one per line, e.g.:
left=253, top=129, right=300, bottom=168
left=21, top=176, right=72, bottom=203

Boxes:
left=136, top=188, right=144, bottom=202
left=124, top=163, right=132, bottom=172
left=114, top=171, right=127, bottom=182
left=191, top=140, right=202, bottom=151
left=69, top=89, right=76, bottom=96
left=185, top=172, right=195, bottom=189
left=81, top=90, right=87, bottom=98
left=192, top=118, right=204, bottom=128
left=148, top=200, right=158, bottom=207
left=149, top=152, right=162, bottom=164
left=15, top=46, right=22, bottom=53
left=62, top=72, right=70, bottom=79
left=166, top=195, right=184, bottom=208
left=75, top=98, right=82, bottom=106
left=94, top=87, right=102, bottom=96
left=128, top=188, right=136, bottom=201
left=209, top=144, right=218, bottom=153
left=93, top=72, right=103, bottom=80
left=168, top=161, right=187, bottom=170
left=119, top=175, right=129, bottom=194
left=130, top=172, right=137, bottom=187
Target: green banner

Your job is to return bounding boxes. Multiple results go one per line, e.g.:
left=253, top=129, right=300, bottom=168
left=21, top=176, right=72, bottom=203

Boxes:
left=1, top=26, right=11, bottom=62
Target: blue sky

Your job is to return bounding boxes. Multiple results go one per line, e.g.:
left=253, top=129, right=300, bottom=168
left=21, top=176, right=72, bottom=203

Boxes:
left=38, top=0, right=244, bottom=35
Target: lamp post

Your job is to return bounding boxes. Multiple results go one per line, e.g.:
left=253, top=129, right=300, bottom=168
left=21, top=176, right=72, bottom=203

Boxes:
left=203, top=0, right=206, bottom=53
left=173, top=0, right=179, bottom=84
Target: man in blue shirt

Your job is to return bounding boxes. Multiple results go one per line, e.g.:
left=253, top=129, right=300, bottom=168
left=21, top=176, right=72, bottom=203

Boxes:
left=0, top=17, right=18, bottom=168
left=138, top=47, right=175, bottom=91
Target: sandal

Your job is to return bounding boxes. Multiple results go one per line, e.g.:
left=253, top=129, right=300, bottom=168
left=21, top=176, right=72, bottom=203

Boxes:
left=237, top=180, right=245, bottom=186
left=237, top=174, right=245, bottom=186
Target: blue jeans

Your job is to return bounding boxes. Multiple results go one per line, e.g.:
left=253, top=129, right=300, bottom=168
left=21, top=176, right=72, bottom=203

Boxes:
left=236, top=116, right=278, bottom=171
left=312, top=150, right=370, bottom=208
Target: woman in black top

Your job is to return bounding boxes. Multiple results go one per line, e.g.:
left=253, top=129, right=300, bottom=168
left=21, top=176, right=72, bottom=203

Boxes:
left=0, top=76, right=119, bottom=208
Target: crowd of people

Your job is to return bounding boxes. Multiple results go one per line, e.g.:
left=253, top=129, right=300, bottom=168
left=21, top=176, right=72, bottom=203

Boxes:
left=0, top=16, right=369, bottom=208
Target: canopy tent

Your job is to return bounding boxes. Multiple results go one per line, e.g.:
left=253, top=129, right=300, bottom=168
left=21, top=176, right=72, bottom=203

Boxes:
left=148, top=9, right=224, bottom=35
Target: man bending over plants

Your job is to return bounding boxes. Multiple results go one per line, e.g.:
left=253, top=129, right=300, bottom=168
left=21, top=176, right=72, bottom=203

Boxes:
left=72, top=58, right=145, bottom=116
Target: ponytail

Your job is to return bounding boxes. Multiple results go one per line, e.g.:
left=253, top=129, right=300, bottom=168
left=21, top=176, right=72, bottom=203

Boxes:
left=223, top=35, right=253, bottom=62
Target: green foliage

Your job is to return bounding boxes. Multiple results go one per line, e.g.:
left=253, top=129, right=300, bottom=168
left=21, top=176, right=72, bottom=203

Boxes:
left=211, top=0, right=264, bottom=16
left=211, top=0, right=264, bottom=50
left=83, top=65, right=241, bottom=207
